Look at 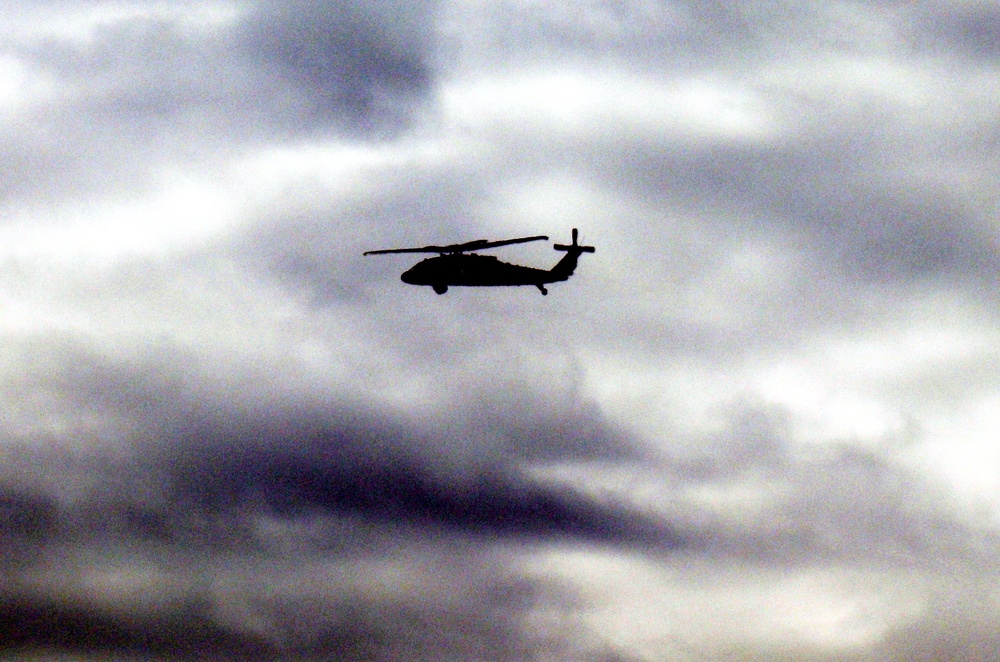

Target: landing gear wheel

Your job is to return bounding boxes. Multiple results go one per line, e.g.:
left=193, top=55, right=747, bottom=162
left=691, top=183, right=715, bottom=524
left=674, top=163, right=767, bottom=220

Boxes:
left=537, top=285, right=548, bottom=295
left=433, top=284, right=448, bottom=295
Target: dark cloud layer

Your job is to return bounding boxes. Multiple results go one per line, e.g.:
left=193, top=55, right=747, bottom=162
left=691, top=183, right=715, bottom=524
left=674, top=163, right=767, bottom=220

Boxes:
left=0, top=336, right=670, bottom=544
left=0, top=342, right=674, bottom=659
left=163, top=408, right=675, bottom=546
left=1, top=596, right=279, bottom=660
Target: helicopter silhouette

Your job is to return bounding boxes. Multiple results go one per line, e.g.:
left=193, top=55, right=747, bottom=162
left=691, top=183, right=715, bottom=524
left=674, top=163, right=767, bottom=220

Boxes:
left=364, top=228, right=595, bottom=295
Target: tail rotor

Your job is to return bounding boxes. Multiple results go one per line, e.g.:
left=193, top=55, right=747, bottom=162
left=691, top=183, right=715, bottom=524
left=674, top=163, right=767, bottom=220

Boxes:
left=554, top=228, right=595, bottom=253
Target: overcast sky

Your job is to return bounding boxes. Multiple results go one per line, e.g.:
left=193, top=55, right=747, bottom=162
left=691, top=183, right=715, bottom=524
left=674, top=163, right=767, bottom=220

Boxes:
left=3, top=1, right=1000, bottom=660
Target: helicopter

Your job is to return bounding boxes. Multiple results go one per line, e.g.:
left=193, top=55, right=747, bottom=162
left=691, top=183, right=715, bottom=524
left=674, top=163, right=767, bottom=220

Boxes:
left=364, top=228, right=595, bottom=295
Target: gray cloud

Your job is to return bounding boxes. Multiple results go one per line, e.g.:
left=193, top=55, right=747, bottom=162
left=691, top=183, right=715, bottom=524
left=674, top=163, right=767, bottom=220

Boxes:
left=239, top=0, right=437, bottom=137
left=0, top=0, right=439, bottom=209
left=916, top=3, right=1000, bottom=61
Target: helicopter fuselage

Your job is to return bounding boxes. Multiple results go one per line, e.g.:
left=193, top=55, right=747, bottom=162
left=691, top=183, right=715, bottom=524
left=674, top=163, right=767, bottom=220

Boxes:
left=401, top=253, right=558, bottom=294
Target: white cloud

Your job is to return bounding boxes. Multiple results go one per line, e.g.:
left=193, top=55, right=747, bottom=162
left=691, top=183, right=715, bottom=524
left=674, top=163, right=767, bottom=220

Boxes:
left=441, top=68, right=784, bottom=143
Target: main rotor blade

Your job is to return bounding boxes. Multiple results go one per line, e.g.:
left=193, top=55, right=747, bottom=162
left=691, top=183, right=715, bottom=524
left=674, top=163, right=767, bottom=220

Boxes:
left=449, top=234, right=549, bottom=253
left=363, top=246, right=450, bottom=255
left=363, top=234, right=548, bottom=256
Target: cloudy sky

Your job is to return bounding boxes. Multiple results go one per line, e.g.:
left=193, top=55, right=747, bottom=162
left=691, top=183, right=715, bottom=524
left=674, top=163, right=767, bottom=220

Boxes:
left=3, top=1, right=1000, bottom=659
